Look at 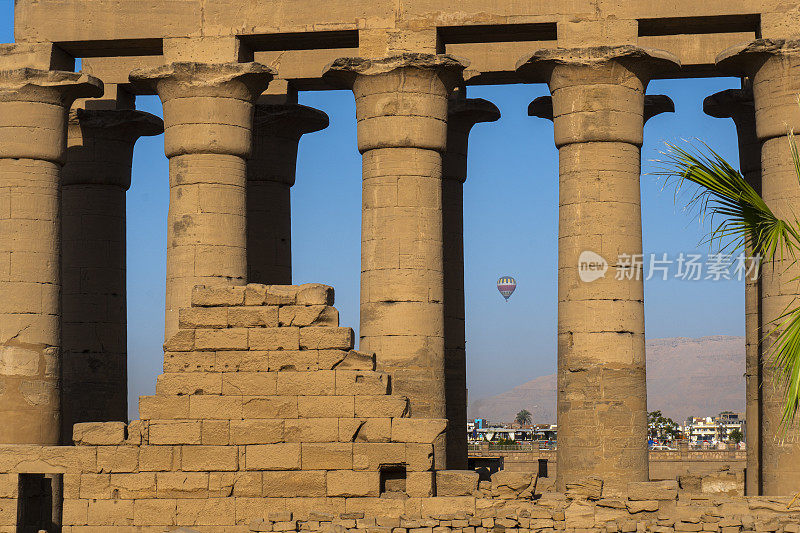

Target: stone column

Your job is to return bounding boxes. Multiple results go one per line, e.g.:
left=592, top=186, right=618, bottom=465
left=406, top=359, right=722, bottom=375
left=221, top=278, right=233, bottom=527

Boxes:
left=324, top=54, right=467, bottom=468
left=703, top=87, right=761, bottom=495
left=60, top=108, right=163, bottom=439
left=130, top=62, right=274, bottom=339
left=248, top=103, right=328, bottom=284
left=718, top=40, right=800, bottom=495
left=517, top=46, right=679, bottom=494
left=443, top=97, right=499, bottom=470
left=0, top=59, right=102, bottom=444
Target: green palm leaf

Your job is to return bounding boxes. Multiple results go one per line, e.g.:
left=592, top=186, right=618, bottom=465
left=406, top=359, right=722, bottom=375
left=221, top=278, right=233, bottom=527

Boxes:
left=655, top=136, right=800, bottom=429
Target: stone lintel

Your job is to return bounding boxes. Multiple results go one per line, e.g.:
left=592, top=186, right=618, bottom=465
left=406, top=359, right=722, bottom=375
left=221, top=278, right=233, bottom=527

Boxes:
left=0, top=42, right=74, bottom=71
left=322, top=53, right=469, bottom=89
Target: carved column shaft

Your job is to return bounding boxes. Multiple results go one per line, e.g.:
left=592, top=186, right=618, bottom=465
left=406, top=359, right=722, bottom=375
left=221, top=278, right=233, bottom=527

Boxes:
left=718, top=40, right=800, bottom=495
left=130, top=62, right=274, bottom=339
left=443, top=97, right=499, bottom=470
left=60, top=108, right=162, bottom=439
left=247, top=103, right=328, bottom=285
left=703, top=87, right=761, bottom=495
left=325, top=54, right=466, bottom=468
left=518, top=46, right=678, bottom=494
left=0, top=65, right=102, bottom=444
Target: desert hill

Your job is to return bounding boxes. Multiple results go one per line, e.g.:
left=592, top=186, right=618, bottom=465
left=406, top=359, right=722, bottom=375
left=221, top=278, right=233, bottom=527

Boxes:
left=468, top=335, right=745, bottom=424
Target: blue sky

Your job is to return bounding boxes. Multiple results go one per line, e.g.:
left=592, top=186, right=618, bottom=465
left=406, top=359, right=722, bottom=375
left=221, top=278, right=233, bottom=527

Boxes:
left=0, top=7, right=746, bottom=416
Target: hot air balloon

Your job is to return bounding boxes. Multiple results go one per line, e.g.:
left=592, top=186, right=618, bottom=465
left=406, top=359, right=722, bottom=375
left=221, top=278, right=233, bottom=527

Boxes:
left=497, top=276, right=517, bottom=301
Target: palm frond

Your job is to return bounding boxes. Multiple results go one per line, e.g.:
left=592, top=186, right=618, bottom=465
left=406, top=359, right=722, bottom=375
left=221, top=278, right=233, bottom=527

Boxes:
left=655, top=139, right=800, bottom=429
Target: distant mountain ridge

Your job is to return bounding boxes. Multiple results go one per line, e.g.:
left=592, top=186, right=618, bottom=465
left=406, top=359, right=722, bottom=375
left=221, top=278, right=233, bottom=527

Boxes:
left=468, top=335, right=745, bottom=424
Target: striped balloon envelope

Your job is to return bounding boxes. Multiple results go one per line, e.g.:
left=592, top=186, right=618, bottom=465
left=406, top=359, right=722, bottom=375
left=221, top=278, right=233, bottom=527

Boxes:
left=497, top=276, right=517, bottom=301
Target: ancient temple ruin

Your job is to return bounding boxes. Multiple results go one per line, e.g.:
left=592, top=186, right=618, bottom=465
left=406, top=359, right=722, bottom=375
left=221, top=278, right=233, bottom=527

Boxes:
left=1, top=0, right=800, bottom=530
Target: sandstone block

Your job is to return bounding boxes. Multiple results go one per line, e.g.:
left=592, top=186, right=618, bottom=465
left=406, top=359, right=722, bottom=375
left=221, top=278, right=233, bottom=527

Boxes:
left=332, top=350, right=376, bottom=370
left=269, top=350, right=318, bottom=371
left=192, top=285, right=245, bottom=307
left=97, top=446, right=139, bottom=473
left=230, top=419, right=284, bottom=444
left=0, top=475, right=17, bottom=499
left=628, top=480, right=678, bottom=501
left=340, top=418, right=392, bottom=443
left=139, top=446, right=178, bottom=471
left=277, top=371, right=336, bottom=395
left=246, top=443, right=301, bottom=470
left=156, top=472, right=210, bottom=498
left=163, top=330, right=196, bottom=352
left=566, top=476, right=604, bottom=500
left=391, top=418, right=447, bottom=444
left=222, top=372, right=277, bottom=395
left=352, top=443, right=405, bottom=471
left=109, top=472, right=157, bottom=498
left=250, top=327, right=301, bottom=350
left=164, top=351, right=217, bottom=372
left=355, top=396, right=409, bottom=417
left=195, top=328, right=249, bottom=351
left=302, top=443, right=353, bottom=470
left=284, top=418, right=339, bottom=442
left=133, top=498, right=178, bottom=526
left=490, top=471, right=538, bottom=500
left=564, top=500, right=595, bottom=529
left=181, top=445, right=238, bottom=471
left=297, top=284, right=335, bottom=305
left=201, top=420, right=230, bottom=445
left=298, top=395, right=355, bottom=418
left=72, top=421, right=126, bottom=445
left=148, top=421, right=202, bottom=445
left=300, top=327, right=354, bottom=350
left=675, top=523, right=704, bottom=532
left=229, top=305, right=279, bottom=327
left=242, top=396, right=298, bottom=419
left=280, top=305, right=339, bottom=327
left=62, top=499, right=88, bottom=526
left=262, top=471, right=327, bottom=497
left=336, top=370, right=389, bottom=395
left=245, top=284, right=269, bottom=305
left=86, top=499, right=134, bottom=526
left=436, top=470, right=479, bottom=496
left=407, top=471, right=435, bottom=497
left=627, top=500, right=659, bottom=513
left=79, top=473, right=111, bottom=499
left=327, top=470, right=380, bottom=497
left=176, top=497, right=235, bottom=526
left=179, top=307, right=228, bottom=328
left=189, top=395, right=243, bottom=419
left=139, top=395, right=190, bottom=419
left=405, top=443, right=435, bottom=471
left=156, top=372, right=222, bottom=395
left=125, top=420, right=145, bottom=446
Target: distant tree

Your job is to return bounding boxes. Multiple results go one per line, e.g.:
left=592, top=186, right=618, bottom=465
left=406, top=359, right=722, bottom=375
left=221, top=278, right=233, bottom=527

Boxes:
left=648, top=410, right=681, bottom=442
left=729, top=428, right=744, bottom=444
left=515, top=409, right=532, bottom=426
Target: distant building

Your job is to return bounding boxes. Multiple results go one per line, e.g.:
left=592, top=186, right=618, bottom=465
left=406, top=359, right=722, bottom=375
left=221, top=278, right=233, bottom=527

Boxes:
left=683, top=412, right=745, bottom=447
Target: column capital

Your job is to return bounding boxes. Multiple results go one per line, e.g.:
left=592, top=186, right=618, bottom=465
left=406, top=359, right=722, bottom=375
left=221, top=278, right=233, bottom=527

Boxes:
left=515, top=45, right=680, bottom=87
left=63, top=109, right=164, bottom=189
left=0, top=68, right=103, bottom=163
left=528, top=94, right=674, bottom=124
left=254, top=103, right=329, bottom=140
left=129, top=62, right=274, bottom=158
left=129, top=61, right=275, bottom=101
left=703, top=87, right=760, bottom=180
left=322, top=53, right=468, bottom=89
left=703, top=87, right=755, bottom=126
left=716, top=38, right=800, bottom=75
left=444, top=97, right=500, bottom=184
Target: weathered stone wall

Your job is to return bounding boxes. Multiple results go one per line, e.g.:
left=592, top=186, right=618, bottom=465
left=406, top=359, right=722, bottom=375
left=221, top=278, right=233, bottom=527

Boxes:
left=0, top=284, right=796, bottom=531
